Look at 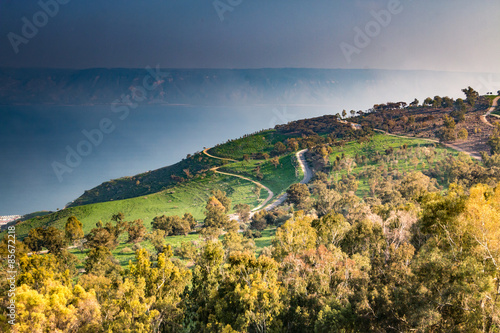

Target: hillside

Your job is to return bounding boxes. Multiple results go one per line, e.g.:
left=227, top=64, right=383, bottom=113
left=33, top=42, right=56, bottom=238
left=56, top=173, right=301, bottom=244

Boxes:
left=14, top=172, right=271, bottom=240
left=69, top=152, right=222, bottom=207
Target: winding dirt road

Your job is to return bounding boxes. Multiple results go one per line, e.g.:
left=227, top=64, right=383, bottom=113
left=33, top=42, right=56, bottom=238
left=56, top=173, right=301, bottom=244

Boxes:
left=264, top=149, right=312, bottom=211
left=202, top=148, right=312, bottom=213
left=481, top=96, right=500, bottom=127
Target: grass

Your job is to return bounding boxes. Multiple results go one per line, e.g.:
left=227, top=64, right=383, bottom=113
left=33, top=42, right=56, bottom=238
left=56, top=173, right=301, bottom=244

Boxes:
left=254, top=227, right=276, bottom=255
left=70, top=154, right=222, bottom=207
left=328, top=133, right=461, bottom=196
left=484, top=95, right=499, bottom=104
left=69, top=225, right=278, bottom=270
left=69, top=232, right=201, bottom=270
left=219, top=153, right=303, bottom=197
left=485, top=95, right=500, bottom=115
left=209, top=129, right=290, bottom=160
left=13, top=172, right=267, bottom=240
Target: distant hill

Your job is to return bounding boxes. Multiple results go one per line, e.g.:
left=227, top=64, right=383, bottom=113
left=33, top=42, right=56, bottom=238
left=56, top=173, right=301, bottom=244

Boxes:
left=0, top=67, right=492, bottom=106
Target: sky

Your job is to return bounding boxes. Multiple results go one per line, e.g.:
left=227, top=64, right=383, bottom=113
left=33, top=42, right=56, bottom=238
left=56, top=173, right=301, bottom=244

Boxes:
left=0, top=0, right=499, bottom=72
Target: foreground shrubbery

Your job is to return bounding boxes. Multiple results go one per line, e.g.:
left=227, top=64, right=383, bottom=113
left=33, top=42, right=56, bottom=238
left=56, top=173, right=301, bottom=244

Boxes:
left=1, top=180, right=499, bottom=332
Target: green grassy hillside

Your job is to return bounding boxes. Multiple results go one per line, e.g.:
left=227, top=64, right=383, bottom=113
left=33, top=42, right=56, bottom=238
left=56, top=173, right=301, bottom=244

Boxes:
left=219, top=153, right=303, bottom=196
left=69, top=153, right=222, bottom=207
left=326, top=134, right=461, bottom=196
left=208, top=129, right=287, bottom=159
left=14, top=172, right=267, bottom=240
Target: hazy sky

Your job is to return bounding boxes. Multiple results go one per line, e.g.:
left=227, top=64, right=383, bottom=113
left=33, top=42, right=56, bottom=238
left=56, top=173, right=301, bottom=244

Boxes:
left=1, top=0, right=499, bottom=72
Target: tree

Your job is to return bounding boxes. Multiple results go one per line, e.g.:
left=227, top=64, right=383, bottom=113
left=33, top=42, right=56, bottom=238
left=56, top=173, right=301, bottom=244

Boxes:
left=424, top=97, right=433, bottom=106
left=488, top=124, right=500, bottom=155
left=398, top=171, right=437, bottom=200
left=84, top=246, right=122, bottom=278
left=270, top=156, right=280, bottom=168
left=314, top=187, right=341, bottom=217
left=186, top=240, right=225, bottom=331
left=340, top=157, right=357, bottom=174
left=250, top=210, right=267, bottom=231
left=183, top=212, right=197, bottom=230
left=211, top=189, right=231, bottom=213
left=273, top=142, right=287, bottom=155
left=442, top=96, right=454, bottom=108
left=23, top=227, right=46, bottom=253
left=214, top=253, right=284, bottom=332
left=286, top=183, right=311, bottom=210
left=222, top=231, right=255, bottom=257
left=341, top=219, right=386, bottom=256
left=65, top=216, right=83, bottom=243
left=203, top=196, right=230, bottom=239
left=443, top=115, right=456, bottom=129
left=433, top=96, right=442, bottom=108
left=12, top=279, right=102, bottom=333
left=148, top=229, right=166, bottom=253
left=126, top=219, right=147, bottom=243
left=111, top=212, right=125, bottom=223
left=86, top=224, right=118, bottom=249
left=24, top=226, right=66, bottom=255
left=285, top=138, right=299, bottom=151
left=175, top=241, right=198, bottom=260
left=152, top=214, right=191, bottom=236
left=128, top=248, right=191, bottom=332
left=312, top=212, right=350, bottom=247
left=457, top=128, right=468, bottom=140
left=234, top=203, right=251, bottom=223
left=462, top=86, right=479, bottom=107
left=104, top=277, right=159, bottom=333
left=272, top=212, right=317, bottom=260
left=416, top=183, right=500, bottom=331
left=253, top=184, right=262, bottom=199
left=342, top=109, right=347, bottom=118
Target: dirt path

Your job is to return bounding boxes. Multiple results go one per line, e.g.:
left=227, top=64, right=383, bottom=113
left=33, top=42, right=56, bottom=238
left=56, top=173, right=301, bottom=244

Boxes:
left=203, top=148, right=238, bottom=162
left=203, top=148, right=274, bottom=212
left=264, top=149, right=312, bottom=211
left=481, top=96, right=500, bottom=127
left=203, top=148, right=312, bottom=213
left=215, top=170, right=274, bottom=212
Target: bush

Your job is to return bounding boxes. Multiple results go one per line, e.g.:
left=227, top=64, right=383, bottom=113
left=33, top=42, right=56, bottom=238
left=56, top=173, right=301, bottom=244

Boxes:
left=243, top=229, right=254, bottom=239
left=132, top=243, right=142, bottom=251
left=120, top=247, right=133, bottom=254
left=175, top=241, right=198, bottom=260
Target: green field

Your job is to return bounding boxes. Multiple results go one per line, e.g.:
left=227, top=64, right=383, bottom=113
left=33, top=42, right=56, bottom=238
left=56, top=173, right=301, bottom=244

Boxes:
left=13, top=172, right=268, bottom=240
left=328, top=134, right=461, bottom=196
left=219, top=153, right=303, bottom=197
left=208, top=129, right=290, bottom=160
